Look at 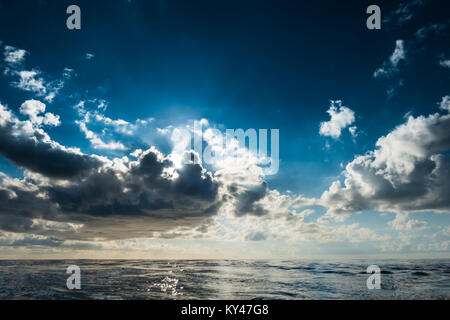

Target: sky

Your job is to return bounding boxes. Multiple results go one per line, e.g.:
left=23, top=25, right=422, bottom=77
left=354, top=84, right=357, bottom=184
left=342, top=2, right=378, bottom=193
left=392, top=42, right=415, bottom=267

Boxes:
left=0, top=0, right=449, bottom=259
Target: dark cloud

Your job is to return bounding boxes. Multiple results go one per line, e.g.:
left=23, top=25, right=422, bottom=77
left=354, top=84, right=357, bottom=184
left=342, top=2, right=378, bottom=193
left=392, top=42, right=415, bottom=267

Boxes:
left=0, top=184, right=61, bottom=233
left=228, top=182, right=268, bottom=217
left=0, top=101, right=276, bottom=243
left=0, top=142, right=222, bottom=240
left=0, top=113, right=101, bottom=179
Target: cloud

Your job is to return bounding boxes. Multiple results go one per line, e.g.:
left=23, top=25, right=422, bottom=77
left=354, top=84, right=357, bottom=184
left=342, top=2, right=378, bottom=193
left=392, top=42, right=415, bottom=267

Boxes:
left=0, top=148, right=221, bottom=240
left=389, top=213, right=428, bottom=231
left=85, top=53, right=95, bottom=60
left=2, top=45, right=71, bottom=103
left=374, top=40, right=406, bottom=78
left=415, top=23, right=447, bottom=40
left=386, top=79, right=405, bottom=99
left=12, top=70, right=68, bottom=103
left=0, top=102, right=223, bottom=240
left=439, top=95, right=450, bottom=112
left=3, top=45, right=27, bottom=65
left=0, top=102, right=101, bottom=179
left=245, top=231, right=268, bottom=241
left=76, top=118, right=126, bottom=150
left=319, top=100, right=356, bottom=139
left=320, top=98, right=450, bottom=219
left=19, top=99, right=60, bottom=126
left=349, top=126, right=358, bottom=138
left=440, top=59, right=450, bottom=68
left=227, top=182, right=269, bottom=217
left=73, top=100, right=153, bottom=150
left=13, top=70, right=47, bottom=95
left=384, top=0, right=425, bottom=25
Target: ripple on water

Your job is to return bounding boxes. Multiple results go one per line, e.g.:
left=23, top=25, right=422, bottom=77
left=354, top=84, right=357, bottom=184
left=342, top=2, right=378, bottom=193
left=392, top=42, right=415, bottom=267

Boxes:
left=152, top=276, right=183, bottom=296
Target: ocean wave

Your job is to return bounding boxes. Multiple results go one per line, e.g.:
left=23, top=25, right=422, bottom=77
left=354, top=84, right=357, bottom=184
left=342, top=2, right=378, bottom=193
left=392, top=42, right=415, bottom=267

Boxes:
left=0, top=259, right=448, bottom=300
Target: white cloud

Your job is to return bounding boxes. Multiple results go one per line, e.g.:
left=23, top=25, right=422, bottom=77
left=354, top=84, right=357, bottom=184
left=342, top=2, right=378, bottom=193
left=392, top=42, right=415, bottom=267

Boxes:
left=439, top=95, right=450, bottom=112
left=349, top=126, right=358, bottom=138
left=31, top=219, right=84, bottom=233
left=390, top=40, right=406, bottom=65
left=94, top=113, right=134, bottom=135
left=13, top=70, right=47, bottom=95
left=85, top=53, right=95, bottom=60
left=75, top=100, right=153, bottom=135
left=4, top=45, right=27, bottom=65
left=76, top=118, right=126, bottom=150
left=42, top=112, right=61, bottom=126
left=319, top=100, right=355, bottom=139
left=389, top=213, right=428, bottom=231
left=386, top=79, right=405, bottom=99
left=0, top=103, right=13, bottom=127
left=374, top=40, right=406, bottom=78
left=2, top=44, right=72, bottom=103
left=19, top=99, right=46, bottom=121
left=19, top=99, right=60, bottom=127
left=440, top=59, right=450, bottom=68
left=72, top=100, right=155, bottom=150
left=12, top=70, right=69, bottom=103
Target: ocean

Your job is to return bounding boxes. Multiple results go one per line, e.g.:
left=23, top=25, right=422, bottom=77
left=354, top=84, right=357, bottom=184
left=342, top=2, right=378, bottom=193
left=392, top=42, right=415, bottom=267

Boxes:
left=0, top=259, right=448, bottom=300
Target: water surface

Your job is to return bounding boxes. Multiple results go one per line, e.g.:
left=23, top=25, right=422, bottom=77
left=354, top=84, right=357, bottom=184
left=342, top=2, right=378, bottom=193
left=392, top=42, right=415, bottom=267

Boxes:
left=0, top=259, right=448, bottom=299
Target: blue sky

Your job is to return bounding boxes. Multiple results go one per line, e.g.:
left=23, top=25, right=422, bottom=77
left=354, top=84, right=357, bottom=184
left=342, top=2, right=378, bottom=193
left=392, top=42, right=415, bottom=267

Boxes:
left=0, top=0, right=449, bottom=259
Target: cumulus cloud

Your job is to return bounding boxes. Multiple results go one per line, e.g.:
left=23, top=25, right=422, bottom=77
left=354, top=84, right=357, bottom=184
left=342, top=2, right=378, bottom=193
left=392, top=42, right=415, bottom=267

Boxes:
left=320, top=98, right=450, bottom=219
left=374, top=40, right=406, bottom=78
left=319, top=100, right=356, bottom=139
left=389, top=213, right=428, bottom=231
left=19, top=99, right=60, bottom=126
